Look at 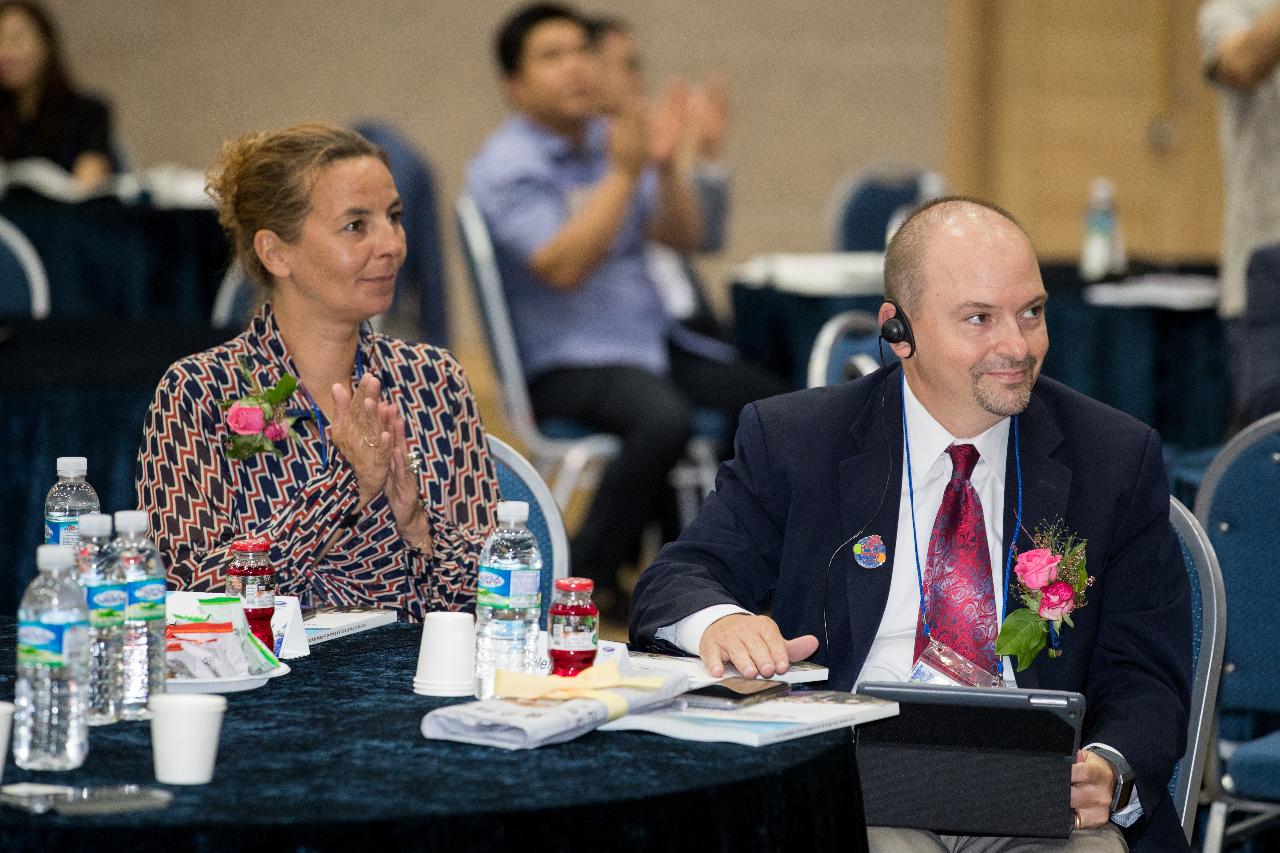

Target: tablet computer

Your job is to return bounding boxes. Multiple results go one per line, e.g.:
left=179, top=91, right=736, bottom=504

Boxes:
left=854, top=681, right=1086, bottom=839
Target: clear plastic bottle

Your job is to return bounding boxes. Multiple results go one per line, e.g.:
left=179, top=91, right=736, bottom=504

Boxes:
left=14, top=544, right=90, bottom=770
left=1080, top=177, right=1126, bottom=282
left=77, top=513, right=124, bottom=725
left=474, top=501, right=543, bottom=699
left=44, top=456, right=100, bottom=546
left=114, top=511, right=167, bottom=720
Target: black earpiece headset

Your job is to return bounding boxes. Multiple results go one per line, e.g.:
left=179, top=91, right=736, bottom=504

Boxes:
left=879, top=300, right=916, bottom=358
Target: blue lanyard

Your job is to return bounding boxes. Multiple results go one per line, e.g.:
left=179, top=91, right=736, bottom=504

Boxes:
left=296, top=346, right=365, bottom=469
left=901, top=370, right=1023, bottom=678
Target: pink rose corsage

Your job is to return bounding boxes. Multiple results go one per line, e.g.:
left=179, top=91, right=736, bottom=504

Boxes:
left=216, top=357, right=301, bottom=460
left=996, top=521, right=1092, bottom=672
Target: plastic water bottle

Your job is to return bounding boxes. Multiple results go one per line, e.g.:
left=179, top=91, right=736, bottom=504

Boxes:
left=43, top=456, right=100, bottom=546
left=78, top=513, right=124, bottom=725
left=114, top=511, right=167, bottom=720
left=1080, top=177, right=1126, bottom=282
left=14, top=545, right=90, bottom=770
left=474, top=501, right=543, bottom=699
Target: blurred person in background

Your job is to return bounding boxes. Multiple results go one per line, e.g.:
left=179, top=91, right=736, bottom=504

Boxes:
left=0, top=0, right=117, bottom=190
left=1200, top=0, right=1280, bottom=421
left=138, top=123, right=498, bottom=621
left=467, top=3, right=785, bottom=616
left=587, top=14, right=735, bottom=342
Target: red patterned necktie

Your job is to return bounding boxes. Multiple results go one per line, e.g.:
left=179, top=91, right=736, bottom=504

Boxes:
left=913, top=443, right=998, bottom=672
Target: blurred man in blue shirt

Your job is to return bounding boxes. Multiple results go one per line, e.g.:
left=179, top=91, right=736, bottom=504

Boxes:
left=467, top=3, right=785, bottom=610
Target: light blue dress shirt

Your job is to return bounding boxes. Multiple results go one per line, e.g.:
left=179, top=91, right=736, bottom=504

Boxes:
left=466, top=115, right=669, bottom=380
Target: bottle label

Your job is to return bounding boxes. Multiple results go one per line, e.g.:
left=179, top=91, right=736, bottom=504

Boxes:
left=44, top=516, right=79, bottom=546
left=126, top=578, right=167, bottom=620
left=17, top=620, right=86, bottom=667
left=550, top=615, right=598, bottom=652
left=227, top=573, right=276, bottom=610
left=477, top=563, right=541, bottom=610
left=86, top=583, right=126, bottom=628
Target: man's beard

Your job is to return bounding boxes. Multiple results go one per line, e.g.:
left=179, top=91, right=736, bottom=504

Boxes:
left=971, top=355, right=1039, bottom=418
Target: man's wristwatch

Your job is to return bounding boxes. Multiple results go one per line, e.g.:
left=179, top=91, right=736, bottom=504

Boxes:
left=1085, top=745, right=1135, bottom=813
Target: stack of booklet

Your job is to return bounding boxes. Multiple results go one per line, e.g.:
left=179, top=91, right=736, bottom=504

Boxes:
left=301, top=606, right=396, bottom=644
left=599, top=690, right=899, bottom=747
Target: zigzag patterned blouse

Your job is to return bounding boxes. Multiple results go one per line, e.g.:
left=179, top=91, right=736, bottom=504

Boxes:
left=136, top=303, right=499, bottom=621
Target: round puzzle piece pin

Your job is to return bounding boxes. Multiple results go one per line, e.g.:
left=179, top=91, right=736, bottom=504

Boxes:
left=852, top=534, right=887, bottom=568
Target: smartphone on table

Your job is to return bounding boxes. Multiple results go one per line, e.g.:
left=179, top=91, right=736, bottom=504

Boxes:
left=680, top=677, right=791, bottom=710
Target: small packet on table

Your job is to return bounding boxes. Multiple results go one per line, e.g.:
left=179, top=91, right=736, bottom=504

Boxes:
left=195, top=596, right=280, bottom=674
left=167, top=595, right=280, bottom=677
left=166, top=621, right=248, bottom=679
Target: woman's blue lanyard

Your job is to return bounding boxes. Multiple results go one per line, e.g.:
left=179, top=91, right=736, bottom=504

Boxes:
left=296, top=346, right=365, bottom=469
left=901, top=370, right=1023, bottom=680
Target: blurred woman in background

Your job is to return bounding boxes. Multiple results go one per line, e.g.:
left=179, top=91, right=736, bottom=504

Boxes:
left=0, top=1, right=117, bottom=190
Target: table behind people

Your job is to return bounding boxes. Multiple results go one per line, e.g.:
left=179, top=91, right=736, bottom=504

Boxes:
left=0, top=617, right=868, bottom=851
left=0, top=316, right=226, bottom=613
left=0, top=186, right=228, bottom=323
left=730, top=258, right=1230, bottom=450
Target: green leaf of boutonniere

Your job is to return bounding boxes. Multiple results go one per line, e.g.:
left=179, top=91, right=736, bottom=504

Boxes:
left=995, top=608, right=1048, bottom=672
left=264, top=374, right=297, bottom=406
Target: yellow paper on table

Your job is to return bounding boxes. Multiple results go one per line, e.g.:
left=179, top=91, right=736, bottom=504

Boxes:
left=493, top=661, right=665, bottom=721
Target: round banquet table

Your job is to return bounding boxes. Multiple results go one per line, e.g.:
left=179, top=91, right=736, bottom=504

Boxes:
left=0, top=620, right=868, bottom=852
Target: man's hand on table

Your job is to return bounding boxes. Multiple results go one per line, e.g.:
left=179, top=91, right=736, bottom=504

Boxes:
left=698, top=613, right=819, bottom=679
left=1070, top=749, right=1116, bottom=830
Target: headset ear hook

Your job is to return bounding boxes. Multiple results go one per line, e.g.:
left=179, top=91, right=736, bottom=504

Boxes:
left=880, top=300, right=916, bottom=358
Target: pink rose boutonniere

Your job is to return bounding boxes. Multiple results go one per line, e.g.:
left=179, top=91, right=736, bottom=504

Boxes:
left=995, top=521, right=1092, bottom=672
left=216, top=357, right=301, bottom=460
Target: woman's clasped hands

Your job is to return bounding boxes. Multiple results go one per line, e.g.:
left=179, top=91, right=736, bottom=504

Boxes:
left=330, top=374, right=433, bottom=555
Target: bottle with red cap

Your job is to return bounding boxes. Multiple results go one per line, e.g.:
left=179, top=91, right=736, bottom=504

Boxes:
left=548, top=577, right=599, bottom=676
left=225, top=537, right=275, bottom=653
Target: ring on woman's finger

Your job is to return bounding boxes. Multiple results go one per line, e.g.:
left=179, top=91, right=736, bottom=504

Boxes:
left=362, top=434, right=379, bottom=448
left=1074, top=812, right=1081, bottom=831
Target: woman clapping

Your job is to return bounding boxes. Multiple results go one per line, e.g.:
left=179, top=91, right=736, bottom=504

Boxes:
left=137, top=124, right=498, bottom=620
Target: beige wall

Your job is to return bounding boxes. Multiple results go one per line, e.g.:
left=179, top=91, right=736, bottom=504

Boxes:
left=47, top=0, right=946, bottom=336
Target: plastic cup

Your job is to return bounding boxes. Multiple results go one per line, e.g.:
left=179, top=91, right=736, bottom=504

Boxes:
left=413, top=611, right=475, bottom=697
left=0, top=701, right=12, bottom=785
left=149, top=694, right=227, bottom=785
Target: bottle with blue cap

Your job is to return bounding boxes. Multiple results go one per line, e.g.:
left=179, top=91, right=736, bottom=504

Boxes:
left=14, top=544, right=90, bottom=770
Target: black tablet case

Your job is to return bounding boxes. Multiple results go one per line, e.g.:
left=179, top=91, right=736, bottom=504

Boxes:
left=854, top=686, right=1081, bottom=838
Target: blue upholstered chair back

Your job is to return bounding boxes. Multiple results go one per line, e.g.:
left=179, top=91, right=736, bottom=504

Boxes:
left=1194, top=411, right=1280, bottom=717
left=1242, top=243, right=1280, bottom=416
left=806, top=310, right=890, bottom=388
left=355, top=121, right=448, bottom=347
left=488, top=434, right=570, bottom=627
left=1168, top=497, right=1227, bottom=843
left=834, top=173, right=921, bottom=252
left=0, top=214, right=49, bottom=318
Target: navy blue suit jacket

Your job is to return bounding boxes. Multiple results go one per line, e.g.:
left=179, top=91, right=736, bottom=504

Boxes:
left=631, top=366, right=1192, bottom=851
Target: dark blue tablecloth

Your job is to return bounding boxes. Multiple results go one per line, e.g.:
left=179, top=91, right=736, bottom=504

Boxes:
left=0, top=189, right=229, bottom=323
left=731, top=263, right=1230, bottom=450
left=0, top=621, right=868, bottom=852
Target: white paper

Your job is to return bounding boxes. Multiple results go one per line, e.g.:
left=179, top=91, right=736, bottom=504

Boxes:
left=734, top=252, right=885, bottom=296
left=624, top=650, right=829, bottom=689
left=270, top=596, right=310, bottom=660
left=420, top=673, right=690, bottom=750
